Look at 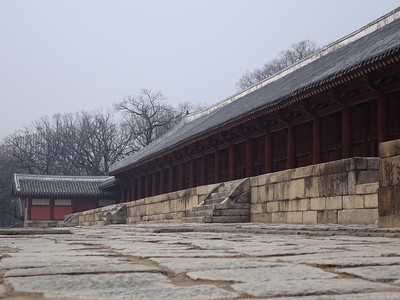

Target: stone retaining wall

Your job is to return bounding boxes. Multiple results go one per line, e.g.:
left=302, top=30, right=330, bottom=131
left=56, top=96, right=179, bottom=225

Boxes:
left=24, top=220, right=60, bottom=228
left=73, top=184, right=219, bottom=226
left=66, top=157, right=379, bottom=226
left=378, top=140, right=400, bottom=227
left=250, top=157, right=379, bottom=224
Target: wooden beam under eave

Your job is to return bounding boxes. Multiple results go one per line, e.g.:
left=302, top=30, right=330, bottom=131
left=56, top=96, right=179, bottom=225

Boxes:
left=347, top=90, right=378, bottom=106
left=384, top=79, right=400, bottom=94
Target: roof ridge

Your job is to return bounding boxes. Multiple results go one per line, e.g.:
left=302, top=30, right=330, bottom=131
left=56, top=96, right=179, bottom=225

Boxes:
left=14, top=174, right=113, bottom=180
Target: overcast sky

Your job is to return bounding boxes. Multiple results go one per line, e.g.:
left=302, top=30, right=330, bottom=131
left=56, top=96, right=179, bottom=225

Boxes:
left=0, top=1, right=399, bottom=139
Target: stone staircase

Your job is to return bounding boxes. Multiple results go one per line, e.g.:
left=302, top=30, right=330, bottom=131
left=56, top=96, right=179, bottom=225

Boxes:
left=62, top=204, right=127, bottom=227
left=182, top=178, right=251, bottom=223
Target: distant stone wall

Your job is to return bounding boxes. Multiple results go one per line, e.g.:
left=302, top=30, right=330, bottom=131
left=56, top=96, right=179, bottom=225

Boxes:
left=378, top=140, right=400, bottom=227
left=250, top=157, right=379, bottom=225
left=65, top=157, right=379, bottom=227
left=25, top=220, right=60, bottom=228
left=125, top=185, right=215, bottom=224
left=69, top=184, right=219, bottom=226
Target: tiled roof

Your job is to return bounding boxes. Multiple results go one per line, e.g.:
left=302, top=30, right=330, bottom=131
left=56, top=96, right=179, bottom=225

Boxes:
left=13, top=174, right=116, bottom=198
left=110, top=9, right=400, bottom=174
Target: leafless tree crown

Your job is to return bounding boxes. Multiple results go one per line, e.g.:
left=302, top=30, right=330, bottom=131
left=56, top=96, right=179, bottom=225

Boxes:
left=236, top=40, right=319, bottom=90
left=2, top=111, right=130, bottom=176
left=114, top=89, right=189, bottom=149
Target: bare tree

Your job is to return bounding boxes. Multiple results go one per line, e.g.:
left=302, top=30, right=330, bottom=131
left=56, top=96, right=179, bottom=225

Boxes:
left=3, top=110, right=133, bottom=176
left=115, top=89, right=187, bottom=149
left=4, top=128, right=47, bottom=175
left=69, top=111, right=133, bottom=175
left=0, top=144, right=23, bottom=227
left=236, top=40, right=319, bottom=90
left=2, top=90, right=198, bottom=178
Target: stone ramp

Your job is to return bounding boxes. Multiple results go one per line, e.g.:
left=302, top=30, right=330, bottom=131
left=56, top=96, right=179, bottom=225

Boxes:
left=182, top=178, right=251, bottom=223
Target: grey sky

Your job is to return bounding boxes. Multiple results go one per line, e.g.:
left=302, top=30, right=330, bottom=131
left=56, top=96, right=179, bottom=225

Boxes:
left=1, top=0, right=399, bottom=139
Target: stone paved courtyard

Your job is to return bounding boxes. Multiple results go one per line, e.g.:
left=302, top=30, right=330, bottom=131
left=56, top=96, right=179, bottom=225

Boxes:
left=1, top=223, right=400, bottom=299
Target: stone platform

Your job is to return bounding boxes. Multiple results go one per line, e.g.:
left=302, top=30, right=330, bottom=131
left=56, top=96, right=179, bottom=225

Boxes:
left=1, top=223, right=400, bottom=299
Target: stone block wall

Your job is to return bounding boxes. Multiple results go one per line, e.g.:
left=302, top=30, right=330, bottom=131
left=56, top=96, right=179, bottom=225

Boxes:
left=66, top=157, right=379, bottom=226
left=24, top=220, right=60, bottom=228
left=250, top=157, right=379, bottom=225
left=378, top=140, right=400, bottom=227
left=126, top=187, right=206, bottom=223
left=68, top=184, right=219, bottom=226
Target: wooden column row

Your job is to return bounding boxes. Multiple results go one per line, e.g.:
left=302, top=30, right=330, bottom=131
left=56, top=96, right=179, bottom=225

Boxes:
left=127, top=94, right=391, bottom=200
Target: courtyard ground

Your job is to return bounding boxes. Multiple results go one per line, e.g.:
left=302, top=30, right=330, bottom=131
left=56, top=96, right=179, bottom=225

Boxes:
left=1, top=223, right=400, bottom=299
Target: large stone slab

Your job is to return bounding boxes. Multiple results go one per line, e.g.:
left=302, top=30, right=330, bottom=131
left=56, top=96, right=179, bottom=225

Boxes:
left=380, top=139, right=400, bottom=159
left=7, top=273, right=238, bottom=300
left=280, top=251, right=400, bottom=266
left=5, top=261, right=157, bottom=277
left=338, top=208, right=378, bottom=224
left=151, top=257, right=278, bottom=273
left=232, top=278, right=392, bottom=297
left=1, top=252, right=131, bottom=270
left=0, top=285, right=6, bottom=297
left=187, top=264, right=337, bottom=282
left=252, top=292, right=400, bottom=299
left=337, top=265, right=400, bottom=281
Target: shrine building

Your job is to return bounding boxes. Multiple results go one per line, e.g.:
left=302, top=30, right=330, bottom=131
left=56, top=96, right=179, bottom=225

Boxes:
left=12, top=174, right=117, bottom=227
left=109, top=9, right=400, bottom=204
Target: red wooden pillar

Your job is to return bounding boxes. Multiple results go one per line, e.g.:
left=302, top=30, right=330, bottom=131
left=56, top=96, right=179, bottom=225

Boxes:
left=179, top=163, right=184, bottom=190
left=160, top=169, right=165, bottom=194
left=341, top=104, right=352, bottom=158
left=137, top=176, right=143, bottom=199
left=144, top=174, right=149, bottom=198
left=189, top=159, right=195, bottom=188
left=27, top=198, right=32, bottom=220
left=168, top=166, right=174, bottom=192
left=229, top=145, right=235, bottom=180
left=265, top=131, right=272, bottom=173
left=126, top=186, right=130, bottom=202
left=214, top=149, right=221, bottom=183
left=201, top=155, right=207, bottom=185
left=378, top=92, right=389, bottom=144
left=246, top=138, right=253, bottom=177
left=133, top=176, right=137, bottom=201
left=50, top=198, right=54, bottom=220
left=71, top=198, right=76, bottom=212
left=152, top=173, right=157, bottom=196
left=287, top=123, right=296, bottom=169
left=120, top=188, right=125, bottom=202
left=312, top=115, right=322, bottom=164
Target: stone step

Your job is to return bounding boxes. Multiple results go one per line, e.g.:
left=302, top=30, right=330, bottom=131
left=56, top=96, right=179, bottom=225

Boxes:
left=213, top=209, right=250, bottom=217
left=210, top=192, right=230, bottom=200
left=193, top=202, right=250, bottom=211
left=192, top=204, right=216, bottom=212
left=187, top=208, right=250, bottom=218
left=214, top=203, right=251, bottom=210
left=186, top=210, right=215, bottom=218
left=210, top=215, right=250, bottom=223
left=203, top=198, right=226, bottom=205
left=181, top=216, right=213, bottom=223
left=217, top=185, right=233, bottom=193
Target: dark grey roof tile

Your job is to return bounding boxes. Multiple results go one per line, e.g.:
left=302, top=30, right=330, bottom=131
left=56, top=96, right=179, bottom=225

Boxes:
left=110, top=12, right=400, bottom=174
left=13, top=174, right=116, bottom=198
